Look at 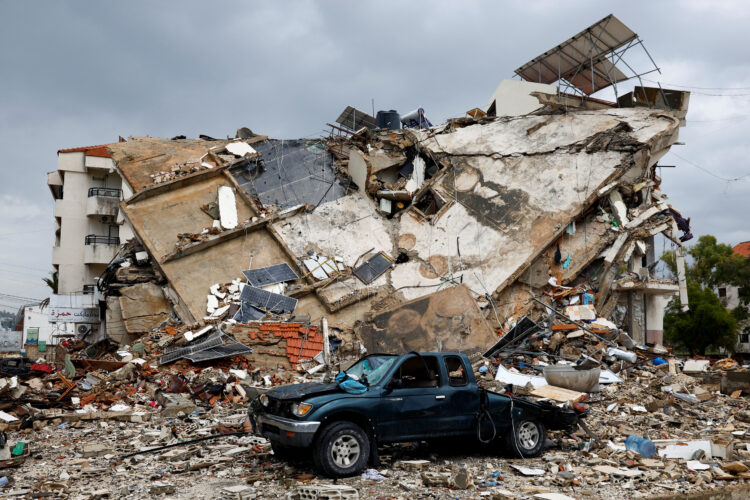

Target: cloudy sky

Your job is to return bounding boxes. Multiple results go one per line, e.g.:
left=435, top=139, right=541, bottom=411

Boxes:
left=1, top=0, right=749, bottom=311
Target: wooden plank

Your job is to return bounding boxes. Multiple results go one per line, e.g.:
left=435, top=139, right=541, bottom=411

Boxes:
left=551, top=324, right=579, bottom=331
left=529, top=384, right=585, bottom=402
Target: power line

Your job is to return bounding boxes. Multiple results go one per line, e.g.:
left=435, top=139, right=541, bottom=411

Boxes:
left=641, top=79, right=750, bottom=97
left=643, top=79, right=750, bottom=91
left=671, top=152, right=750, bottom=182
left=0, top=292, right=44, bottom=303
left=0, top=262, right=51, bottom=273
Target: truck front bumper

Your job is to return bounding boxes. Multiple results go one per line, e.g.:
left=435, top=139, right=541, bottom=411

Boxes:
left=256, top=414, right=321, bottom=448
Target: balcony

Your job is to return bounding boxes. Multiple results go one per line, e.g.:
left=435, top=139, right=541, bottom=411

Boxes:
left=86, top=188, right=121, bottom=218
left=85, top=235, right=120, bottom=245
left=84, top=235, right=120, bottom=264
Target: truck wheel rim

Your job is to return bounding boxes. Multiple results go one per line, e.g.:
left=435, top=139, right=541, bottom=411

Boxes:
left=518, top=421, right=539, bottom=449
left=331, top=434, right=360, bottom=468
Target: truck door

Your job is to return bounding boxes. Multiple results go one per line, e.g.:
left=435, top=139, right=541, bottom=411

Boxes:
left=439, top=355, right=480, bottom=433
left=377, top=355, right=449, bottom=441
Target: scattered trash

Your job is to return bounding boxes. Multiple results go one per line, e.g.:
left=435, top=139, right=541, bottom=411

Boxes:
left=624, top=435, right=655, bottom=458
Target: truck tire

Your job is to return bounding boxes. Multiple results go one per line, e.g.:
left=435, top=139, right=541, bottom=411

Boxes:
left=505, top=419, right=545, bottom=458
left=313, top=421, right=370, bottom=478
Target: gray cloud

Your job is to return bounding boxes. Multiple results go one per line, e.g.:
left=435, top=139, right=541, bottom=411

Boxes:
left=1, top=0, right=749, bottom=308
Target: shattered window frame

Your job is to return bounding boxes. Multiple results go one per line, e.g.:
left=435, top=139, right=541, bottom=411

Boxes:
left=409, top=186, right=454, bottom=224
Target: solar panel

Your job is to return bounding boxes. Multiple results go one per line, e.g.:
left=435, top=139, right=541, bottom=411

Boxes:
left=242, top=263, right=299, bottom=287
left=352, top=252, right=393, bottom=284
left=160, top=332, right=224, bottom=364
left=233, top=303, right=266, bottom=323
left=514, top=14, right=636, bottom=95
left=335, top=106, right=377, bottom=131
left=184, top=343, right=253, bottom=363
left=240, top=286, right=298, bottom=314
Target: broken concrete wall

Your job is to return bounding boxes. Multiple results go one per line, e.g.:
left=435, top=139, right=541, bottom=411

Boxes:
left=357, top=284, right=496, bottom=355
left=120, top=174, right=263, bottom=323
left=105, top=296, right=141, bottom=345
left=118, top=283, right=170, bottom=334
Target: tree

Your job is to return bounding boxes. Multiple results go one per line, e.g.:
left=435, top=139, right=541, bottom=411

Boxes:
left=42, top=270, right=58, bottom=294
left=660, top=235, right=749, bottom=355
left=688, top=235, right=750, bottom=295
left=662, top=235, right=750, bottom=296
left=663, top=281, right=737, bottom=356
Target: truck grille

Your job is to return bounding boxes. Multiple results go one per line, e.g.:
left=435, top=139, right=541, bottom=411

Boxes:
left=266, top=397, right=291, bottom=418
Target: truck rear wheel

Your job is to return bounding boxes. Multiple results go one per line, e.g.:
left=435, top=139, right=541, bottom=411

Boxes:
left=313, top=421, right=370, bottom=478
left=505, top=419, right=545, bottom=458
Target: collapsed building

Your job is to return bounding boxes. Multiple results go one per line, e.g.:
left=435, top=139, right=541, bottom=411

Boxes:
left=22, top=15, right=750, bottom=499
left=53, top=14, right=692, bottom=368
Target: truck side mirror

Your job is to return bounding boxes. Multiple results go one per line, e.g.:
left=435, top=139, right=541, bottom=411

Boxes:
left=387, top=379, right=403, bottom=390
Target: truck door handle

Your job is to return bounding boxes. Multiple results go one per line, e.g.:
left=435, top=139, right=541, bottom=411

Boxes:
left=435, top=395, right=446, bottom=400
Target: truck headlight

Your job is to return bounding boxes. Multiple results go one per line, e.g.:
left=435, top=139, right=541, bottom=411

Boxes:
left=259, top=394, right=269, bottom=407
left=291, top=402, right=313, bottom=417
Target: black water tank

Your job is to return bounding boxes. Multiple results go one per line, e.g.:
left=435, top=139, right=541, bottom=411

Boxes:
left=376, top=110, right=401, bottom=130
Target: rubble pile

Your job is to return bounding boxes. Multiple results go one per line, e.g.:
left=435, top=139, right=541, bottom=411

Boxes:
left=0, top=337, right=749, bottom=498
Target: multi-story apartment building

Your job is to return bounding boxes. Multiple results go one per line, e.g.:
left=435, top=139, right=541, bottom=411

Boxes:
left=47, top=143, right=134, bottom=294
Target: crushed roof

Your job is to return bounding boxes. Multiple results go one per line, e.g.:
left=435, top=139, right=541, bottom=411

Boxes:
left=57, top=144, right=113, bottom=158
left=734, top=241, right=750, bottom=258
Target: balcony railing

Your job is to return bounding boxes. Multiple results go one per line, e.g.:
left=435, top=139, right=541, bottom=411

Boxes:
left=88, top=187, right=121, bottom=198
left=84, top=235, right=120, bottom=245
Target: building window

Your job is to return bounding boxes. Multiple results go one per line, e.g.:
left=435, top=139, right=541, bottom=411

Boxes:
left=718, top=287, right=727, bottom=298
left=741, top=333, right=750, bottom=344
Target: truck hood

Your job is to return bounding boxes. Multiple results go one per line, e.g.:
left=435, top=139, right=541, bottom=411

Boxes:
left=267, top=382, right=341, bottom=401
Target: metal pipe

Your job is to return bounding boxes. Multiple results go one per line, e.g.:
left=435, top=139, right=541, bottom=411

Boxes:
left=529, top=297, right=616, bottom=347
left=118, top=431, right=247, bottom=459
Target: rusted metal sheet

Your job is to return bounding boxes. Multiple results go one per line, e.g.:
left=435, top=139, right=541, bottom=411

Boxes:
left=71, top=359, right=128, bottom=372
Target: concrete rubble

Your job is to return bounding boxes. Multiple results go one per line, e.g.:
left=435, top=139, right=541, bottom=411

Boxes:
left=21, top=12, right=750, bottom=500
left=0, top=348, right=749, bottom=498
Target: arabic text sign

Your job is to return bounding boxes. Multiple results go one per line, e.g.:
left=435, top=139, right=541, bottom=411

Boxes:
left=48, top=307, right=100, bottom=323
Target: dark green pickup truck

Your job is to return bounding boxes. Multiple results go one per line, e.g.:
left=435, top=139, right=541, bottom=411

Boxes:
left=250, top=352, right=581, bottom=477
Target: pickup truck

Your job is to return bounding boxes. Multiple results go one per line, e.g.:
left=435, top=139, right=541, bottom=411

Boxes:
left=250, top=352, right=582, bottom=477
left=0, top=357, right=34, bottom=377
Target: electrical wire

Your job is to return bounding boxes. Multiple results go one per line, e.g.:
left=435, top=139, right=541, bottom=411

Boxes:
left=0, top=293, right=43, bottom=302
left=642, top=79, right=750, bottom=91
left=0, top=262, right=51, bottom=273
left=671, top=152, right=750, bottom=182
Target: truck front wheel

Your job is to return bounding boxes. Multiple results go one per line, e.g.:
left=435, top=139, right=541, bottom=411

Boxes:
left=313, top=421, right=370, bottom=478
left=505, top=419, right=545, bottom=458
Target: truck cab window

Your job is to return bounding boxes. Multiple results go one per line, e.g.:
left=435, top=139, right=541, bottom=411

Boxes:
left=444, top=356, right=468, bottom=386
left=391, top=356, right=440, bottom=388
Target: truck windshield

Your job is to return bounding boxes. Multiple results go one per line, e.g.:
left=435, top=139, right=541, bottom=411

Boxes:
left=346, top=355, right=398, bottom=386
